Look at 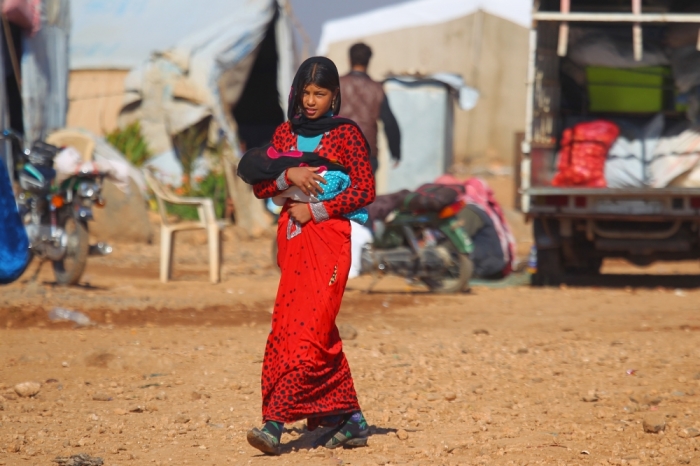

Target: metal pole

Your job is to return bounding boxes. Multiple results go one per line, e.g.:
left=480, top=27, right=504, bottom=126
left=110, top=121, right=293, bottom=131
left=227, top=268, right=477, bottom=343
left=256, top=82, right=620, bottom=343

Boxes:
left=522, top=27, right=538, bottom=214
left=632, top=0, right=642, bottom=61
left=557, top=0, right=570, bottom=57
left=533, top=12, right=700, bottom=23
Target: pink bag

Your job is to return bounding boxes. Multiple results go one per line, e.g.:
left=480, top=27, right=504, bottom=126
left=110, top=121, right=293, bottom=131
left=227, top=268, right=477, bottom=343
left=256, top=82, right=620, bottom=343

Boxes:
left=2, top=0, right=41, bottom=36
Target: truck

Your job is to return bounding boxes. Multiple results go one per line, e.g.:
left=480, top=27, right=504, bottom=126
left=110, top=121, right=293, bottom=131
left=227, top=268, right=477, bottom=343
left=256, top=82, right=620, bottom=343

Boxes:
left=520, top=0, right=700, bottom=285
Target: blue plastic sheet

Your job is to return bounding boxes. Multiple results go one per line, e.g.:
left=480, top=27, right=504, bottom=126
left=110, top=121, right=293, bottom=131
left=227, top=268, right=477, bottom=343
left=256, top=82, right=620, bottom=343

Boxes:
left=0, top=158, right=30, bottom=284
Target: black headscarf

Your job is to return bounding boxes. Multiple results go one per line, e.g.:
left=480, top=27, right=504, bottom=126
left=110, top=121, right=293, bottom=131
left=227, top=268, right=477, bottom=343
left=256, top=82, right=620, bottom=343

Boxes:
left=237, top=144, right=348, bottom=185
left=288, top=56, right=366, bottom=141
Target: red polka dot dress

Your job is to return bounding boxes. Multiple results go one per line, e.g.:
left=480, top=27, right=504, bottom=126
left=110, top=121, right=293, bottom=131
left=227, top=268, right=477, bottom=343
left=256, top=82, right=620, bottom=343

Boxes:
left=253, top=121, right=375, bottom=426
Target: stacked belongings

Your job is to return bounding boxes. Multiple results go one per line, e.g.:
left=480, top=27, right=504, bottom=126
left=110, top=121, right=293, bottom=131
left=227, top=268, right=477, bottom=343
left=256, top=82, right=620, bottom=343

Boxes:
left=435, top=175, right=516, bottom=278
left=358, top=177, right=516, bottom=280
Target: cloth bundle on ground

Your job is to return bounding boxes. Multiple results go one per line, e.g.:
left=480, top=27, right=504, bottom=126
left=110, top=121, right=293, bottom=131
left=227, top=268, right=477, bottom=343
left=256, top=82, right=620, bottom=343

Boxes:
left=435, top=175, right=516, bottom=277
left=366, top=189, right=410, bottom=227
left=0, top=159, right=30, bottom=284
left=238, top=144, right=367, bottom=224
left=401, top=183, right=465, bottom=213
left=552, top=120, right=620, bottom=187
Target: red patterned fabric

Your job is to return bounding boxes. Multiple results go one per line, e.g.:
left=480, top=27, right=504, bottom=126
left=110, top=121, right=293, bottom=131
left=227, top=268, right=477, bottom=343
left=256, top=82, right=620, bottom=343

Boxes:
left=253, top=121, right=375, bottom=217
left=253, top=121, right=375, bottom=424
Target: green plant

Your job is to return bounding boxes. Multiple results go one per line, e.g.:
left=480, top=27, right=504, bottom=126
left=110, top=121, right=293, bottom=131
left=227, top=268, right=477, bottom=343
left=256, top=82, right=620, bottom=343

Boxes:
left=171, top=119, right=210, bottom=192
left=166, top=171, right=227, bottom=221
left=106, top=121, right=152, bottom=167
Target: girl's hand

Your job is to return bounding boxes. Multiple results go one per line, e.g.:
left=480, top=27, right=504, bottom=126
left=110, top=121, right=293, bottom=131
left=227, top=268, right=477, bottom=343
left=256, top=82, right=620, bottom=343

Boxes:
left=288, top=201, right=313, bottom=224
left=286, top=167, right=326, bottom=196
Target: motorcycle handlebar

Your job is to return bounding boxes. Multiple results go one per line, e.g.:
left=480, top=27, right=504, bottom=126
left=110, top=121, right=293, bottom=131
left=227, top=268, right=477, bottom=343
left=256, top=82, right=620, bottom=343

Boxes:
left=1, top=129, right=23, bottom=144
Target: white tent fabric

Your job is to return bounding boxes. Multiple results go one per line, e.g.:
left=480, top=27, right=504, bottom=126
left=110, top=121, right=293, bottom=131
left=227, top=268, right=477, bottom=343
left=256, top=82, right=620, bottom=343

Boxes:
left=117, top=0, right=295, bottom=157
left=317, top=0, right=532, bottom=55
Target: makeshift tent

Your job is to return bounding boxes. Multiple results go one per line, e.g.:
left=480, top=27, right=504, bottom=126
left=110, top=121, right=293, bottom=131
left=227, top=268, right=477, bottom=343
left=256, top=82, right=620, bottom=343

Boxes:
left=67, top=0, right=295, bottom=141
left=318, top=0, right=531, bottom=166
left=98, top=0, right=296, bottom=235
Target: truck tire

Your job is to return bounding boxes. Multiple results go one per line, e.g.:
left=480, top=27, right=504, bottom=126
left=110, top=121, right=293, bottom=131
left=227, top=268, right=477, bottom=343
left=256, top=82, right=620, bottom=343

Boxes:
left=531, top=247, right=563, bottom=287
left=565, top=257, right=603, bottom=275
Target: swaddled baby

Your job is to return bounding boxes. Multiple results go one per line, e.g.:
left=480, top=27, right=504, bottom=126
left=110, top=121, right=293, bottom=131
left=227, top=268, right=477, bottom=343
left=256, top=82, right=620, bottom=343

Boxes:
left=238, top=144, right=368, bottom=225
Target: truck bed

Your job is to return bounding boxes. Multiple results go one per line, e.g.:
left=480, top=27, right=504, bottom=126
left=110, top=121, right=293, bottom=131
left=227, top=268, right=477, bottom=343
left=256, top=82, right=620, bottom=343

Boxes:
left=524, top=187, right=700, bottom=219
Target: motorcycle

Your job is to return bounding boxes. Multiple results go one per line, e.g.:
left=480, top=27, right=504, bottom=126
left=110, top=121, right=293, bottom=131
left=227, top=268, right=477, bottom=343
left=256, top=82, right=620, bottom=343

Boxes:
left=3, top=129, right=111, bottom=285
left=360, top=206, right=474, bottom=293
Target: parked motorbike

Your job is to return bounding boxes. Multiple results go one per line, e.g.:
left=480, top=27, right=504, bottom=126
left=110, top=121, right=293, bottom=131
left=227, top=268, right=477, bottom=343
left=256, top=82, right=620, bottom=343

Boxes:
left=360, top=207, right=474, bottom=293
left=3, top=129, right=111, bottom=285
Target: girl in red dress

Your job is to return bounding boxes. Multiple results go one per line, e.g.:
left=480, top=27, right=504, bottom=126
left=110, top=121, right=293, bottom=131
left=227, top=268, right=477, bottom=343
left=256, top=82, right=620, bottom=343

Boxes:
left=244, top=56, right=375, bottom=455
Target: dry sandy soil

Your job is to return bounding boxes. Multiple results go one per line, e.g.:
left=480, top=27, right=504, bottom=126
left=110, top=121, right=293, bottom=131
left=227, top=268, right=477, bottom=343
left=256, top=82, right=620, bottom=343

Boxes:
left=3, top=176, right=700, bottom=465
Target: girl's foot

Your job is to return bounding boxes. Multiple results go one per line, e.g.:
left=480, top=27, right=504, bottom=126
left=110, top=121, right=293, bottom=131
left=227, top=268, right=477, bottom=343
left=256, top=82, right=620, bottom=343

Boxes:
left=247, top=421, right=283, bottom=455
left=322, top=412, right=369, bottom=449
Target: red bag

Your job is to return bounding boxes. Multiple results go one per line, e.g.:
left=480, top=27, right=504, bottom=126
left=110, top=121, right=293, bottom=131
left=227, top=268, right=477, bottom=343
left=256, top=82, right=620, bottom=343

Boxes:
left=552, top=120, right=619, bottom=188
left=2, top=0, right=41, bottom=35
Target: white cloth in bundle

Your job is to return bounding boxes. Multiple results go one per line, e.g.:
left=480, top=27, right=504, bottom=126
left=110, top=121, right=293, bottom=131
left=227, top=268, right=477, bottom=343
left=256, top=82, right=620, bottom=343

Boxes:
left=54, top=146, right=131, bottom=192
left=349, top=221, right=373, bottom=279
left=605, top=114, right=664, bottom=188
left=649, top=125, right=700, bottom=188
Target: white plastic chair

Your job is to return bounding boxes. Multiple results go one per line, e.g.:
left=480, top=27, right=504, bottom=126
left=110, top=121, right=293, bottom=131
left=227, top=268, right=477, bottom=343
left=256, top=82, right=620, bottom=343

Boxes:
left=143, top=169, right=226, bottom=284
left=46, top=129, right=96, bottom=162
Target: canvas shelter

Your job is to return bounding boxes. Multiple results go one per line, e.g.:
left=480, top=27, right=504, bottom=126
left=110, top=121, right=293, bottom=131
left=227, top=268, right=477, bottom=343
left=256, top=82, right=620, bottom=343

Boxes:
left=69, top=0, right=296, bottom=160
left=89, top=0, right=296, bottom=235
left=318, top=0, right=532, bottom=167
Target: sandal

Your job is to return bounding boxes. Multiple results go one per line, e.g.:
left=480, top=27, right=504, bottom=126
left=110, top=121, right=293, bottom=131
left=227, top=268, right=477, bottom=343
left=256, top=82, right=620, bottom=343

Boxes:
left=246, top=427, right=281, bottom=455
left=323, top=428, right=369, bottom=449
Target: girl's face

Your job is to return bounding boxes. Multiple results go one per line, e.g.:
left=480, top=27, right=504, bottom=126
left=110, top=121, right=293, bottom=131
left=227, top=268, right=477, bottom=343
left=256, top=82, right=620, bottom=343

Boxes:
left=301, top=83, right=337, bottom=119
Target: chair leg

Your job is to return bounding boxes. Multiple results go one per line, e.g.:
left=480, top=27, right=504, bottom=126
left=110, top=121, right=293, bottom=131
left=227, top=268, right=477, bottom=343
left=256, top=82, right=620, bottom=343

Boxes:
left=160, top=227, right=174, bottom=283
left=207, top=226, right=221, bottom=284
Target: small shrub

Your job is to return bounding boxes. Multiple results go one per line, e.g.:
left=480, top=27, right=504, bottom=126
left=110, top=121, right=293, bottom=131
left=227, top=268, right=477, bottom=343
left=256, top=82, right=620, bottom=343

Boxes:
left=166, top=171, right=227, bottom=221
left=107, top=121, right=152, bottom=167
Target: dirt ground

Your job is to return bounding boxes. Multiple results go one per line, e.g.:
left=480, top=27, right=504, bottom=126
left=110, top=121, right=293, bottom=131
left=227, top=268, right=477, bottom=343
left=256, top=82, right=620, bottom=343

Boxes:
left=3, top=176, right=700, bottom=466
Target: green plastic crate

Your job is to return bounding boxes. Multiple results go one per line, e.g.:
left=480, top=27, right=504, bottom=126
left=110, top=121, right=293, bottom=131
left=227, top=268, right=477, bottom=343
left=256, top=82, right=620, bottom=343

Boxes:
left=586, top=66, right=671, bottom=113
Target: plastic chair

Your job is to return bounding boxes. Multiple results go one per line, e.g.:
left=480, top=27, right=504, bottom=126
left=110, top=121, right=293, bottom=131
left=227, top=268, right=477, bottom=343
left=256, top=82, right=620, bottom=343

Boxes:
left=143, top=169, right=225, bottom=284
left=46, top=129, right=96, bottom=162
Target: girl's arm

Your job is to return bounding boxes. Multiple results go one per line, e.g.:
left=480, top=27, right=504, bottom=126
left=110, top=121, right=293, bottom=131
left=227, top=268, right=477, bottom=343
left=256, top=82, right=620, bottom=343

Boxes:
left=253, top=174, right=287, bottom=199
left=252, top=124, right=291, bottom=199
left=310, top=125, right=376, bottom=222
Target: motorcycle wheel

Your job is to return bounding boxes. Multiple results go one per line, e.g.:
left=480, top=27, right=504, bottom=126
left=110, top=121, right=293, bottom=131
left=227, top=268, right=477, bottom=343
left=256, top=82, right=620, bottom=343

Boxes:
left=52, top=212, right=89, bottom=286
left=421, top=248, right=473, bottom=294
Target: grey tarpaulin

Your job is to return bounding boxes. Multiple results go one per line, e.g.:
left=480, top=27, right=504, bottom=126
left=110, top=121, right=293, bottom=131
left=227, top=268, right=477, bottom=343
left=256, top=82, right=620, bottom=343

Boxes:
left=21, top=0, right=70, bottom=145
left=118, top=0, right=295, bottom=158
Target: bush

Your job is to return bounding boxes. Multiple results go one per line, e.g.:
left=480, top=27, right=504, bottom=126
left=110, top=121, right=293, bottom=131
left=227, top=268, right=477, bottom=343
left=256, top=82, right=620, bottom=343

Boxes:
left=106, top=121, right=152, bottom=167
left=166, top=171, right=227, bottom=221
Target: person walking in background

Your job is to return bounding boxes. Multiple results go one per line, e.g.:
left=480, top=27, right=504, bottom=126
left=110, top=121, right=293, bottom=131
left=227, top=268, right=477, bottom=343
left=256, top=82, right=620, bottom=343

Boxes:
left=339, top=42, right=401, bottom=175
left=245, top=56, right=375, bottom=455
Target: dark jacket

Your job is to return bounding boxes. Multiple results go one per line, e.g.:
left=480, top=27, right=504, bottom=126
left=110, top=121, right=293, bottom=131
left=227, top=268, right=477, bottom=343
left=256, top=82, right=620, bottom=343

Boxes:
left=339, top=71, right=401, bottom=162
